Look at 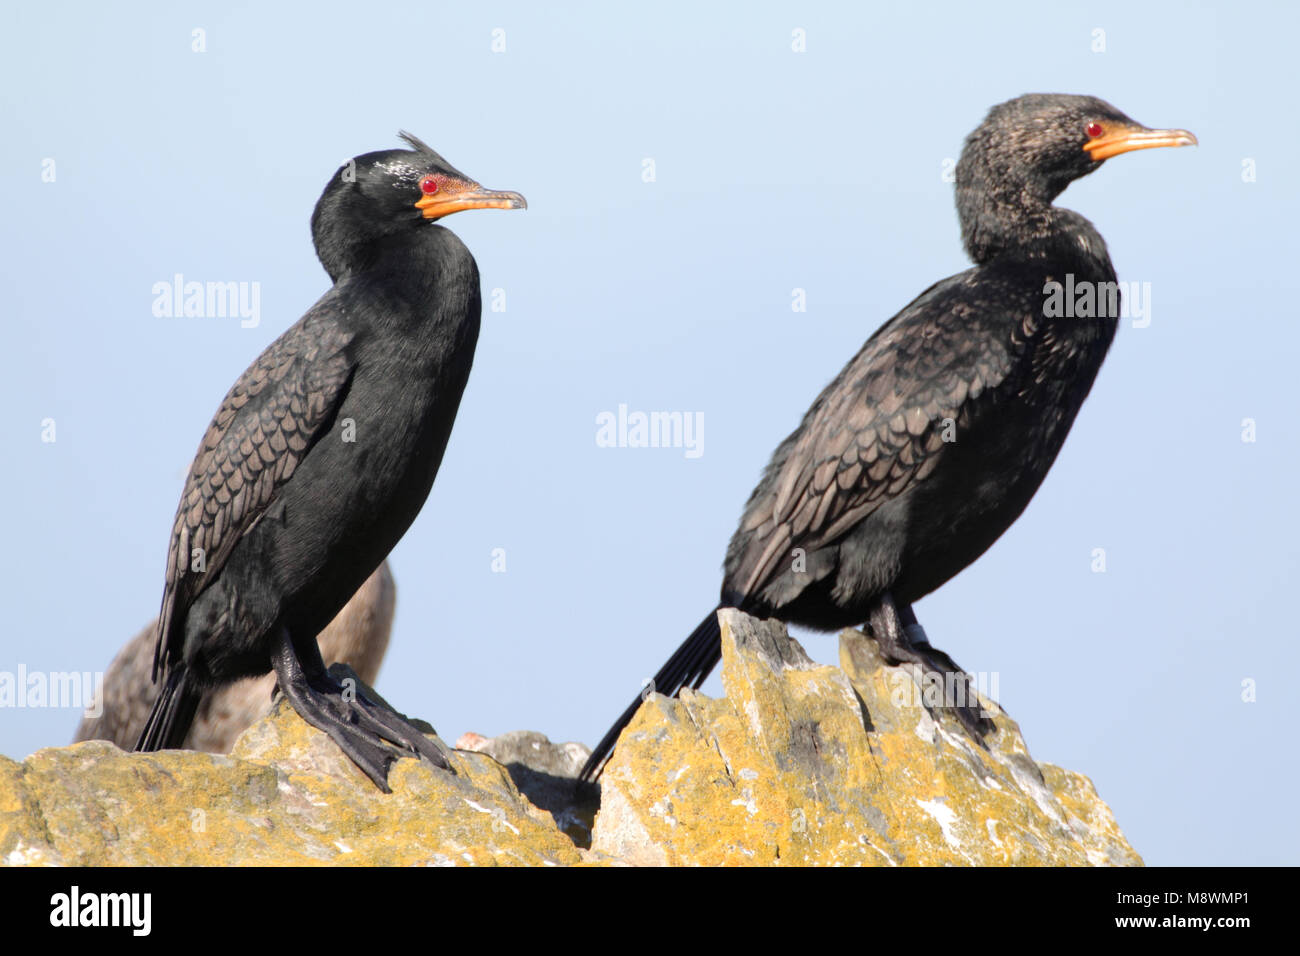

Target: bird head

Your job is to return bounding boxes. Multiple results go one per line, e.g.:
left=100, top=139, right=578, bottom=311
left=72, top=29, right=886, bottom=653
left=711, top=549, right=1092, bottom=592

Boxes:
left=958, top=93, right=1197, bottom=204
left=955, top=94, right=1195, bottom=263
left=311, top=132, right=526, bottom=280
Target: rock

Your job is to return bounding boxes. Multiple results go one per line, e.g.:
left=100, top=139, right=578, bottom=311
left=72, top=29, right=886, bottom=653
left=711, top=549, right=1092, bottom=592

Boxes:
left=4, top=669, right=580, bottom=867
left=455, top=730, right=599, bottom=847
left=2, top=610, right=1139, bottom=866
left=73, top=562, right=396, bottom=753
left=591, top=609, right=1141, bottom=866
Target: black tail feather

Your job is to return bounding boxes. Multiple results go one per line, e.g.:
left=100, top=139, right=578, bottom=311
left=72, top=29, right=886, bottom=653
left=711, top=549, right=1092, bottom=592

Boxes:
left=580, top=607, right=723, bottom=781
left=134, top=665, right=201, bottom=752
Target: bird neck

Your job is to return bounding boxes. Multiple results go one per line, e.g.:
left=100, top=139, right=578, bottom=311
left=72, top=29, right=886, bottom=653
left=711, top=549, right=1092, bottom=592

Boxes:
left=321, top=225, right=476, bottom=295
left=315, top=230, right=404, bottom=284
left=957, top=180, right=1114, bottom=280
left=374, top=226, right=479, bottom=302
left=331, top=226, right=482, bottom=359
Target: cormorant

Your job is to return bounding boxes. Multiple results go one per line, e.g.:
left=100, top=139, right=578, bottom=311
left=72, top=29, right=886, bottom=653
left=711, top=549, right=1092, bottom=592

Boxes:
left=135, top=134, right=525, bottom=791
left=76, top=561, right=395, bottom=753
left=582, top=94, right=1195, bottom=780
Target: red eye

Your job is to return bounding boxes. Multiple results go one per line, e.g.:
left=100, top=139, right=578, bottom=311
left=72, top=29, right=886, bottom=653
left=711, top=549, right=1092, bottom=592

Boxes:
left=1085, top=122, right=1103, bottom=138
left=419, top=176, right=439, bottom=195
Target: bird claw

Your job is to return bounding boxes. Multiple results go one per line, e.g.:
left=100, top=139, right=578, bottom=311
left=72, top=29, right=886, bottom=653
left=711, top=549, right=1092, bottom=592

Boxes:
left=271, top=630, right=454, bottom=791
left=870, top=598, right=997, bottom=743
left=294, top=674, right=456, bottom=791
left=882, top=640, right=996, bottom=741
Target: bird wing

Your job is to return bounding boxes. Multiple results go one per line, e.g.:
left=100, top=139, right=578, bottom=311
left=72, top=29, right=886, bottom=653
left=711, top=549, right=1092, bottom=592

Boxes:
left=729, top=271, right=1030, bottom=599
left=152, top=302, right=356, bottom=680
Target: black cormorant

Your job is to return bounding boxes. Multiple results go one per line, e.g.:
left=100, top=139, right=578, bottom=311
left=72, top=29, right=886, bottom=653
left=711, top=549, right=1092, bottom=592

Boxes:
left=582, top=94, right=1195, bottom=780
left=135, top=134, right=525, bottom=791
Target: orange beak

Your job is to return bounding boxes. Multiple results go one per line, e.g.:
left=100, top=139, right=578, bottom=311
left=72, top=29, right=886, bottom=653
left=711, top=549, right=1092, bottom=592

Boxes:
left=1083, top=124, right=1198, bottom=162
left=414, top=181, right=527, bottom=220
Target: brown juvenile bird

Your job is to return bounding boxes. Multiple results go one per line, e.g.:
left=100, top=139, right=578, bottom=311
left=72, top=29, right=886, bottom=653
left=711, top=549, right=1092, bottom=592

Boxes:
left=75, top=562, right=395, bottom=753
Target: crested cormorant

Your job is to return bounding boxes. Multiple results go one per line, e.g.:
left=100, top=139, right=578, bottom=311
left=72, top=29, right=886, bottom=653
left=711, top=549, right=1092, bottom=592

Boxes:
left=76, top=561, right=395, bottom=753
left=582, top=94, right=1195, bottom=780
left=135, top=133, right=525, bottom=791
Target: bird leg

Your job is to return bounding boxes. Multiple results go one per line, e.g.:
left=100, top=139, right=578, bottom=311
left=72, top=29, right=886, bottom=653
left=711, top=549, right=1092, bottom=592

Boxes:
left=868, top=594, right=996, bottom=741
left=270, top=627, right=454, bottom=792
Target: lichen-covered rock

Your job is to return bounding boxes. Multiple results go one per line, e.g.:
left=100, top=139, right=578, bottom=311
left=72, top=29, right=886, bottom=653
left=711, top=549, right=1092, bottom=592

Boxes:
left=1, top=610, right=1139, bottom=866
left=590, top=609, right=1141, bottom=866
left=2, top=696, right=581, bottom=867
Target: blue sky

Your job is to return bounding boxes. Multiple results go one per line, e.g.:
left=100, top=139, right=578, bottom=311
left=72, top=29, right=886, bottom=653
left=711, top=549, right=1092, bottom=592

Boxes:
left=2, top=1, right=1296, bottom=866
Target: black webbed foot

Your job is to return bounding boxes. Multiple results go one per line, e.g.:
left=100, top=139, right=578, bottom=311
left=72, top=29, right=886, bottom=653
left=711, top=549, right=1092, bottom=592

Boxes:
left=271, top=628, right=453, bottom=792
left=868, top=594, right=997, bottom=742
